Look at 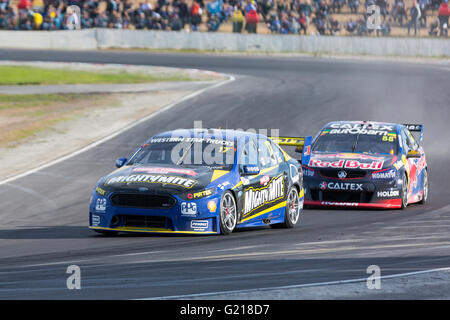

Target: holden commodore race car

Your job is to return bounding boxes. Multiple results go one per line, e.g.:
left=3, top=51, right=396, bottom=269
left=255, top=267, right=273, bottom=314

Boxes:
left=300, top=121, right=428, bottom=209
left=89, top=129, right=311, bottom=235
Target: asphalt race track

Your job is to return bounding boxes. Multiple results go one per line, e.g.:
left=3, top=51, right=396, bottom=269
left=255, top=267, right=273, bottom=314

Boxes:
left=0, top=49, right=449, bottom=299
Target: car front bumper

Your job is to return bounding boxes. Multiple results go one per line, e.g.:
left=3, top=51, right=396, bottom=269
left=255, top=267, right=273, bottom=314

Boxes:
left=89, top=191, right=221, bottom=235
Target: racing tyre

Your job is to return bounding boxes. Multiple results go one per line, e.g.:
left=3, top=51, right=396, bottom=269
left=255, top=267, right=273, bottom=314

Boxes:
left=400, top=173, right=409, bottom=209
left=282, top=186, right=300, bottom=228
left=219, top=191, right=237, bottom=235
left=419, top=169, right=428, bottom=204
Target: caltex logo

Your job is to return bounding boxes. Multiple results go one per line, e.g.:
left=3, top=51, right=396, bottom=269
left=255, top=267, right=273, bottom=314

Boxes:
left=319, top=182, right=327, bottom=190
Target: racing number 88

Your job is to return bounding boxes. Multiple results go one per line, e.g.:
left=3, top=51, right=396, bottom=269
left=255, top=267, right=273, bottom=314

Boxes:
left=382, top=136, right=395, bottom=142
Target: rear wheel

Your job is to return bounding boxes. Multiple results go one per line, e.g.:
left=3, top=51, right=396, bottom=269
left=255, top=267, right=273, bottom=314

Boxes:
left=219, top=191, right=237, bottom=235
left=281, top=186, right=300, bottom=228
left=419, top=169, right=428, bottom=204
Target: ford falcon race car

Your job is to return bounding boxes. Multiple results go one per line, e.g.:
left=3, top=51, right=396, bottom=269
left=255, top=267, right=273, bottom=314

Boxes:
left=300, top=121, right=428, bottom=209
left=89, top=129, right=309, bottom=235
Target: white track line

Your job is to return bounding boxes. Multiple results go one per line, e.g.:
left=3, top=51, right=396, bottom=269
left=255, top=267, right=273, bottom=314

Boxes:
left=141, top=266, right=450, bottom=300
left=0, top=71, right=235, bottom=187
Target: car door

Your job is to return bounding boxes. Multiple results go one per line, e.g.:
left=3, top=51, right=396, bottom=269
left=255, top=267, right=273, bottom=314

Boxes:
left=401, top=127, right=421, bottom=194
left=269, top=138, right=290, bottom=185
left=236, top=137, right=260, bottom=221
left=238, top=137, right=286, bottom=223
left=256, top=138, right=287, bottom=219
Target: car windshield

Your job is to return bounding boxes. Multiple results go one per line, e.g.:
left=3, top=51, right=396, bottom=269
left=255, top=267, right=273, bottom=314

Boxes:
left=127, top=138, right=236, bottom=169
left=313, top=131, right=398, bottom=155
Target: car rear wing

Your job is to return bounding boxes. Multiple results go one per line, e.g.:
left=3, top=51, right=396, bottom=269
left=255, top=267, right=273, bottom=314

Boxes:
left=269, top=136, right=312, bottom=164
left=403, top=124, right=423, bottom=143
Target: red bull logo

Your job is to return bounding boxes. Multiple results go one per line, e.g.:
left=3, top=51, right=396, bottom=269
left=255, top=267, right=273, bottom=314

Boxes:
left=309, top=159, right=384, bottom=170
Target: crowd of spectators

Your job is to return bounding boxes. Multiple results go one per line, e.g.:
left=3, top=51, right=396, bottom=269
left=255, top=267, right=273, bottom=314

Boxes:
left=0, top=0, right=449, bottom=36
left=252, top=0, right=448, bottom=36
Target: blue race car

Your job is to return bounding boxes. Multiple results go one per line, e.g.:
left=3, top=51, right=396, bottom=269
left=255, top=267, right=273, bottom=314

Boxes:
left=89, top=129, right=311, bottom=235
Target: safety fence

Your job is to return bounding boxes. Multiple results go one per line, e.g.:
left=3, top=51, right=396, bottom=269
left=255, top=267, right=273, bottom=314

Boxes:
left=0, top=29, right=449, bottom=57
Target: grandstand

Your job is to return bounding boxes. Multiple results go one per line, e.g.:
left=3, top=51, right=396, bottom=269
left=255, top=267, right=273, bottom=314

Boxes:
left=2, top=0, right=448, bottom=37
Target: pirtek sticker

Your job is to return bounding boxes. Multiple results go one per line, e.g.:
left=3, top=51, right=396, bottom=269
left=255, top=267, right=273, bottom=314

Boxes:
left=187, top=188, right=214, bottom=199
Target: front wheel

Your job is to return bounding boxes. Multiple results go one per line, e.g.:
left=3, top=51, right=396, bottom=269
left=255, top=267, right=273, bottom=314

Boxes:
left=219, top=191, right=237, bottom=235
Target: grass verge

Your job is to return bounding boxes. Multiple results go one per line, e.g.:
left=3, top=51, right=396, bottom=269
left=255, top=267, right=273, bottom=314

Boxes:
left=0, top=65, right=195, bottom=85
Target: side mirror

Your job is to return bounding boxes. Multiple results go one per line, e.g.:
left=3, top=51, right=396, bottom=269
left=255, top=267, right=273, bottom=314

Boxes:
left=406, top=150, right=420, bottom=159
left=242, top=164, right=260, bottom=175
left=115, top=157, right=128, bottom=168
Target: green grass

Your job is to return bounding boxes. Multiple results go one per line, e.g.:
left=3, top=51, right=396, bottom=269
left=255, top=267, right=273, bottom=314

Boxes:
left=0, top=66, right=194, bottom=85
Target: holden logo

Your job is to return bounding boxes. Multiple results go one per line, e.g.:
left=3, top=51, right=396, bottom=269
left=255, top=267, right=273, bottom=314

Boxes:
left=319, top=182, right=327, bottom=190
left=338, top=171, right=347, bottom=179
